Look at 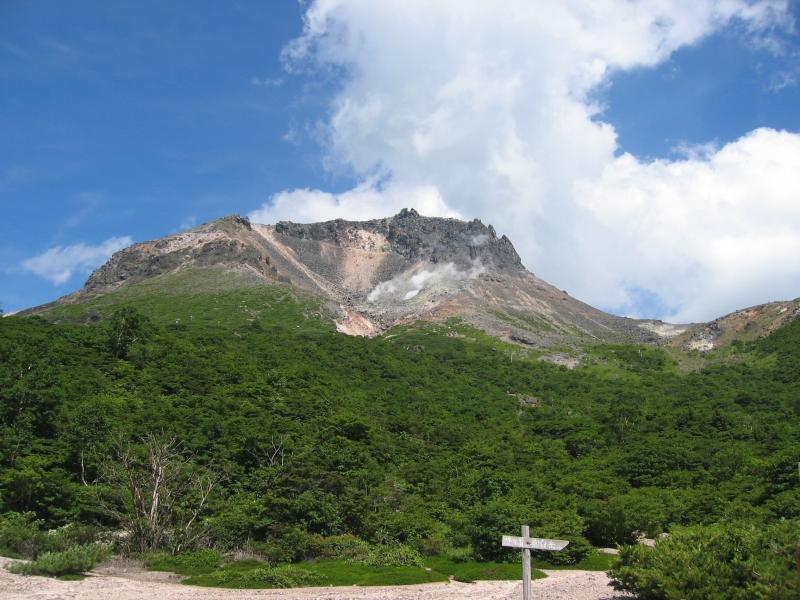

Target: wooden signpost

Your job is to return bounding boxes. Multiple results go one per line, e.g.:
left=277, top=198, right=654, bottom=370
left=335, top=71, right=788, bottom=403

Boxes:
left=501, top=525, right=569, bottom=600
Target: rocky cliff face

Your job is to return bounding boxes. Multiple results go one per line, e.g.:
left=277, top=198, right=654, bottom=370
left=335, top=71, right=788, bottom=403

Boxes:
left=38, top=211, right=800, bottom=351
left=274, top=208, right=523, bottom=273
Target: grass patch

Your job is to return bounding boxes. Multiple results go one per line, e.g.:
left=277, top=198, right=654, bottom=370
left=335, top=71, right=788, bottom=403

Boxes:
left=302, top=559, right=448, bottom=586
left=533, top=551, right=615, bottom=571
left=185, top=564, right=321, bottom=588
left=145, top=549, right=221, bottom=576
left=425, top=556, right=545, bottom=583
left=183, top=559, right=449, bottom=588
left=150, top=549, right=609, bottom=589
left=222, top=559, right=265, bottom=571
left=41, top=268, right=331, bottom=336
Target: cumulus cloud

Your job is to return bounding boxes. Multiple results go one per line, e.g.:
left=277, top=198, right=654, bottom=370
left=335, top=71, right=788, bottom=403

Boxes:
left=367, top=262, right=485, bottom=303
left=21, top=236, right=132, bottom=285
left=251, top=0, right=796, bottom=322
left=249, top=180, right=459, bottom=224
left=574, top=128, right=800, bottom=322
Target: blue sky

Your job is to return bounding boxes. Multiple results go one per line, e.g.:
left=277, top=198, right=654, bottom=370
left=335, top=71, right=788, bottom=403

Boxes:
left=603, top=11, right=800, bottom=159
left=2, top=1, right=799, bottom=320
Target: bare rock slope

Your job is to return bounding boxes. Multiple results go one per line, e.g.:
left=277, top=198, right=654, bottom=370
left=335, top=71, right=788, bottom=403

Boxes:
left=44, top=211, right=799, bottom=350
left=668, top=300, right=800, bottom=352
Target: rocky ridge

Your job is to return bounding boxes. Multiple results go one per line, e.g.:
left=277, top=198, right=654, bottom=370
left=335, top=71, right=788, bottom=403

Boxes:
left=667, top=300, right=800, bottom=351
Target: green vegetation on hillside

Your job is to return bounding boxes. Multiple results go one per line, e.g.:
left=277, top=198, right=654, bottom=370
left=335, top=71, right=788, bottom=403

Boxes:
left=143, top=547, right=550, bottom=587
left=609, top=520, right=800, bottom=599
left=1, top=273, right=798, bottom=593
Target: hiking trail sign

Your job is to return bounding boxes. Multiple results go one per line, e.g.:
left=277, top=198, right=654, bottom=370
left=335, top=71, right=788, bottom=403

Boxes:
left=501, top=525, right=569, bottom=600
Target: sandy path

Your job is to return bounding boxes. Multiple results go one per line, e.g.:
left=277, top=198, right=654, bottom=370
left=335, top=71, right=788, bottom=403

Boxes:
left=0, top=557, right=632, bottom=600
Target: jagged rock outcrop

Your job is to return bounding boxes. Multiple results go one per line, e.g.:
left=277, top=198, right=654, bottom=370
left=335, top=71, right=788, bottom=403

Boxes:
left=274, top=208, right=523, bottom=272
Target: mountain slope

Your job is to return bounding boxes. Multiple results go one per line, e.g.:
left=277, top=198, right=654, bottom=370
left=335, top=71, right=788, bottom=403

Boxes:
left=26, top=210, right=800, bottom=351
left=35, top=211, right=655, bottom=348
left=4, top=216, right=800, bottom=588
left=3, top=268, right=800, bottom=556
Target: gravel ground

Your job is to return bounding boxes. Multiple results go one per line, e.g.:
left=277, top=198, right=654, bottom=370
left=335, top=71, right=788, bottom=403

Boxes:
left=0, top=557, right=633, bottom=600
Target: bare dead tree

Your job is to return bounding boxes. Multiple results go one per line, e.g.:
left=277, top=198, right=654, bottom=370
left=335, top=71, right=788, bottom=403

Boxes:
left=98, top=432, right=218, bottom=554
left=172, top=472, right=216, bottom=554
left=80, top=450, right=88, bottom=486
left=245, top=433, right=292, bottom=468
left=267, top=433, right=290, bottom=467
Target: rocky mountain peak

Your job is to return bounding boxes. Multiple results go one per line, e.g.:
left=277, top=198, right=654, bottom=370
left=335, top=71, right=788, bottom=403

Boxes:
left=46, top=210, right=656, bottom=347
left=23, top=211, right=800, bottom=354
left=39, top=211, right=666, bottom=347
left=396, top=207, right=419, bottom=219
left=273, top=209, right=523, bottom=272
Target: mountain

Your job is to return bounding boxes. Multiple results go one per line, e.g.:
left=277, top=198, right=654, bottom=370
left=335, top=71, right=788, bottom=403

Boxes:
left=4, top=211, right=800, bottom=592
left=27, top=210, right=800, bottom=352
left=32, top=211, right=651, bottom=347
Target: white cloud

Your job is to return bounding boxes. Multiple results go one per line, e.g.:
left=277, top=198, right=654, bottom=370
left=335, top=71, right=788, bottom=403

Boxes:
left=249, top=180, right=459, bottom=224
left=251, top=0, right=796, bottom=322
left=575, top=128, right=800, bottom=322
left=21, top=236, right=132, bottom=286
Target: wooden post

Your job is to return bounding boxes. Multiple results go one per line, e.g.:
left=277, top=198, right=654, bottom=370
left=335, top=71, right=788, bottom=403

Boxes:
left=501, top=527, right=567, bottom=600
left=521, top=525, right=532, bottom=600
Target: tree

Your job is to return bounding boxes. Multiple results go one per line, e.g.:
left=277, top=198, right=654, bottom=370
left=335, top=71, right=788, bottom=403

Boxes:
left=98, top=433, right=217, bottom=554
left=467, top=498, right=527, bottom=561
left=106, top=307, right=146, bottom=359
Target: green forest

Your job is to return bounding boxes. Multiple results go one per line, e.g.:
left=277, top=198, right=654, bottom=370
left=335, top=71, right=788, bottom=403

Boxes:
left=1, top=271, right=799, bottom=597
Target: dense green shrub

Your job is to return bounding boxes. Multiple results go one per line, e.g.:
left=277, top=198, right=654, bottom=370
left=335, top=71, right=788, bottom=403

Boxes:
left=467, top=499, right=527, bottom=562
left=202, top=565, right=320, bottom=588
left=370, top=504, right=449, bottom=549
left=0, top=512, right=41, bottom=558
left=146, top=549, right=221, bottom=575
left=205, top=492, right=268, bottom=550
left=584, top=487, right=681, bottom=546
left=361, top=543, right=424, bottom=567
left=529, top=509, right=592, bottom=565
left=251, top=528, right=318, bottom=564
left=609, top=520, right=800, bottom=599
left=417, top=531, right=451, bottom=556
left=7, top=543, right=108, bottom=577
left=315, top=534, right=371, bottom=561
left=467, top=500, right=590, bottom=564
left=41, top=523, right=100, bottom=554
